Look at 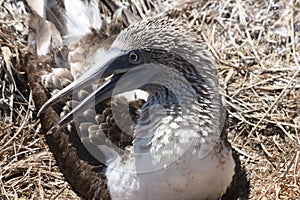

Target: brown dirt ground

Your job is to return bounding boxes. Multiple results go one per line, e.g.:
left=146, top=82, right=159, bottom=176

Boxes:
left=0, top=0, right=299, bottom=199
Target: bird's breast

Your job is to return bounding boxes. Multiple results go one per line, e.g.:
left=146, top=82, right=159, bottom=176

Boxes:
left=105, top=137, right=235, bottom=200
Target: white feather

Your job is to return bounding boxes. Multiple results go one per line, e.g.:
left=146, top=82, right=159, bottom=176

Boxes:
left=64, top=0, right=102, bottom=45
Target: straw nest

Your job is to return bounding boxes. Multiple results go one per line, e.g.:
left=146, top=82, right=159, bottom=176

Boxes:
left=0, top=0, right=299, bottom=199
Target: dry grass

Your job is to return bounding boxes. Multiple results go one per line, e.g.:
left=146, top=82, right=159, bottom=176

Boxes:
left=0, top=0, right=299, bottom=199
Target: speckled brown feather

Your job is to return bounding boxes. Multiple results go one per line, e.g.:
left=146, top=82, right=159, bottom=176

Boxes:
left=24, top=53, right=110, bottom=199
left=25, top=51, right=146, bottom=199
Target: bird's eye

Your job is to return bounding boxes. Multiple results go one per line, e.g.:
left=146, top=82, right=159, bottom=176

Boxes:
left=128, top=51, right=141, bottom=64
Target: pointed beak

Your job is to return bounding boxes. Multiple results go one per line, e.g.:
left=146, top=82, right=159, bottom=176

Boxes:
left=38, top=48, right=144, bottom=127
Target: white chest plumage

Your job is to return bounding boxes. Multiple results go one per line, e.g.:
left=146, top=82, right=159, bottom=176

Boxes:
left=105, top=130, right=235, bottom=200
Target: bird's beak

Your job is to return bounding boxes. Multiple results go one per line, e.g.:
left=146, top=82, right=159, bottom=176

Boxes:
left=38, top=48, right=144, bottom=128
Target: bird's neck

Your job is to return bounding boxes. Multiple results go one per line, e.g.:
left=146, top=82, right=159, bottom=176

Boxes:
left=132, top=87, right=204, bottom=169
left=130, top=77, right=225, bottom=170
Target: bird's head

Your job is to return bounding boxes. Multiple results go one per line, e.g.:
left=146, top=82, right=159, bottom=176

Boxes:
left=38, top=16, right=224, bottom=134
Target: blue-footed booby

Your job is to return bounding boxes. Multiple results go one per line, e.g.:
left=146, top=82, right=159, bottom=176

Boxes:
left=25, top=0, right=235, bottom=199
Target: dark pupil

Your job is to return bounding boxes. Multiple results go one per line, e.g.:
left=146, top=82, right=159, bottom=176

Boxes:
left=130, top=53, right=138, bottom=62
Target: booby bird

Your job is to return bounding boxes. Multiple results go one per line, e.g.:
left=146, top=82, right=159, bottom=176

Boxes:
left=37, top=14, right=235, bottom=200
